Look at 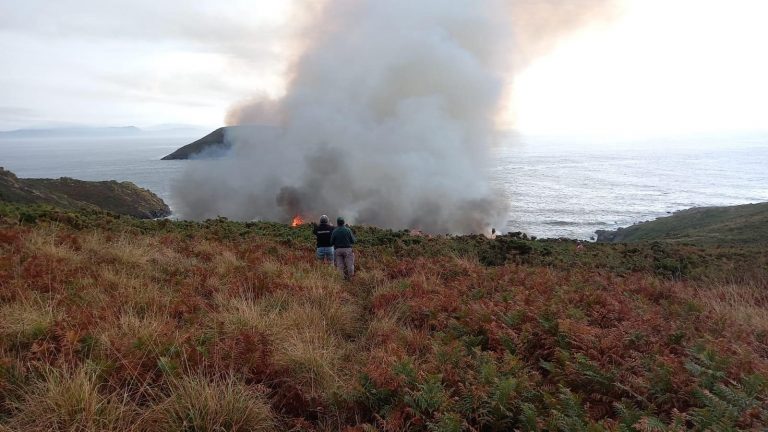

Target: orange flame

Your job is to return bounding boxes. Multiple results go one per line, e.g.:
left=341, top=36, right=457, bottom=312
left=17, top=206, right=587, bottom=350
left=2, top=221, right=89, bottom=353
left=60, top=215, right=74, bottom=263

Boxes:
left=291, top=215, right=304, bottom=227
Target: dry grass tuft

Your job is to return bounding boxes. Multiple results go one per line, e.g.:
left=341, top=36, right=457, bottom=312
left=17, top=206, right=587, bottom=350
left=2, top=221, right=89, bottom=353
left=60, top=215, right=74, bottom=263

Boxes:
left=214, top=284, right=360, bottom=398
left=259, top=258, right=284, bottom=279
left=0, top=294, right=58, bottom=349
left=212, top=249, right=245, bottom=277
left=80, top=232, right=156, bottom=267
left=22, top=225, right=80, bottom=262
left=694, top=281, right=768, bottom=333
left=97, top=310, right=173, bottom=357
left=214, top=292, right=288, bottom=336
left=145, top=375, right=275, bottom=432
left=3, top=366, right=136, bottom=432
left=280, top=327, right=347, bottom=397
left=99, top=267, right=173, bottom=316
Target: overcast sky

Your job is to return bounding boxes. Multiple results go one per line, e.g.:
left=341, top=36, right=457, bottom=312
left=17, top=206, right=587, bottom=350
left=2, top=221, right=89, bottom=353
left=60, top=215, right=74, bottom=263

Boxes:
left=0, top=0, right=293, bottom=130
left=1, top=0, right=766, bottom=136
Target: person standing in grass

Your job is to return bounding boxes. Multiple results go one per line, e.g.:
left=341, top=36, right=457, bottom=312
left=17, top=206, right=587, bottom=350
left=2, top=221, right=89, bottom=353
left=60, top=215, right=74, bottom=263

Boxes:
left=313, top=215, right=335, bottom=263
left=330, top=216, right=356, bottom=280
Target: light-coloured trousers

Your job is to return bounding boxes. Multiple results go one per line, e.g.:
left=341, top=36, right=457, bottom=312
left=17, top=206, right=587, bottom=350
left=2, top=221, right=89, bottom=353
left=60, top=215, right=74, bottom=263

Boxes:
left=334, top=248, right=355, bottom=279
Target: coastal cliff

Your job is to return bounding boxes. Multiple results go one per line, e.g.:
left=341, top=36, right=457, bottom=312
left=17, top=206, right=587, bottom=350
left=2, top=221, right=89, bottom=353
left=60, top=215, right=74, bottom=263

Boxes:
left=0, top=167, right=170, bottom=218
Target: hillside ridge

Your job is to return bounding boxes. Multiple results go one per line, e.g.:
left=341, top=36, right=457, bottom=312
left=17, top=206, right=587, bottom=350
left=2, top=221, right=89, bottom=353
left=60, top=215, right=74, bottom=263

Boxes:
left=0, top=167, right=170, bottom=218
left=596, top=202, right=768, bottom=245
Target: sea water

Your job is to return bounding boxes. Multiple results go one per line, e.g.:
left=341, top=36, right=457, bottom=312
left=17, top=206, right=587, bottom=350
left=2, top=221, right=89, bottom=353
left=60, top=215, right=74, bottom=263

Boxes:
left=490, top=133, right=768, bottom=239
left=1, top=133, right=767, bottom=239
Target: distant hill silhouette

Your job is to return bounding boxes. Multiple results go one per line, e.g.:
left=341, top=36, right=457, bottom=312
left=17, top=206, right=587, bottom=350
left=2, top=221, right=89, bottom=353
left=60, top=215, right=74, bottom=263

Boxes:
left=0, top=126, right=142, bottom=139
left=0, top=125, right=206, bottom=140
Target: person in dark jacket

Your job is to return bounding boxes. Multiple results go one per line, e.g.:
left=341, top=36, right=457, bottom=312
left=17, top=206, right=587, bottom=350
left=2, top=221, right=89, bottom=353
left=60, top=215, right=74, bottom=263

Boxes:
left=313, top=215, right=335, bottom=263
left=330, top=216, right=355, bottom=280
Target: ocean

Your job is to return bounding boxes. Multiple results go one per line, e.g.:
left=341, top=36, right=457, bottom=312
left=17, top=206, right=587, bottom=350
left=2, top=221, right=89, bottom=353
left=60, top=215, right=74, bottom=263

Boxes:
left=491, top=133, right=768, bottom=238
left=2, top=133, right=767, bottom=240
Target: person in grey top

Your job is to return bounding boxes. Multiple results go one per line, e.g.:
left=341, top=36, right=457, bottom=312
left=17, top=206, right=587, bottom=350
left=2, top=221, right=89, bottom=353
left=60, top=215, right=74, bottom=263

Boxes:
left=330, top=216, right=356, bottom=280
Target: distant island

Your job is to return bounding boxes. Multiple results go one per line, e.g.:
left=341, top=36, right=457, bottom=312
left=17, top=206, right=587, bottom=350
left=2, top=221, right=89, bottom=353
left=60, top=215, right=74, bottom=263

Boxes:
left=161, top=124, right=280, bottom=160
left=0, top=125, right=207, bottom=140
left=596, top=202, right=768, bottom=245
left=0, top=167, right=170, bottom=219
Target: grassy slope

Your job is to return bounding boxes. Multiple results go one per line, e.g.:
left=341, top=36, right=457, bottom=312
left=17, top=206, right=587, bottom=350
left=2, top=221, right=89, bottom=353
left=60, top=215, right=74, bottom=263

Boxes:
left=597, top=202, right=768, bottom=245
left=0, top=204, right=766, bottom=431
left=0, top=167, right=170, bottom=219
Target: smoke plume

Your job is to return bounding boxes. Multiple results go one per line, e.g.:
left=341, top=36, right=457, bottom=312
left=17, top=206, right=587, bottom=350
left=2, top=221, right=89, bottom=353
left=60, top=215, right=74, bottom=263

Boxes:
left=173, top=0, right=615, bottom=233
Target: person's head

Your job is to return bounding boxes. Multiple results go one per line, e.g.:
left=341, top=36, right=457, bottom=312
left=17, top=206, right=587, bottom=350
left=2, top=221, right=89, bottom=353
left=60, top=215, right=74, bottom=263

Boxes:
left=336, top=216, right=345, bottom=227
left=319, top=215, right=329, bottom=224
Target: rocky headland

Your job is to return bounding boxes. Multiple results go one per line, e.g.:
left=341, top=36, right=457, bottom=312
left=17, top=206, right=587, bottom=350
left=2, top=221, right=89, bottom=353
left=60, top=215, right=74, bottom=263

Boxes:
left=0, top=167, right=170, bottom=218
left=161, top=124, right=280, bottom=160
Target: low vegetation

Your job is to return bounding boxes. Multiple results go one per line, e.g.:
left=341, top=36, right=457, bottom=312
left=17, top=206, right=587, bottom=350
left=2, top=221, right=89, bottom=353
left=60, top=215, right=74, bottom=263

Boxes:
left=596, top=202, right=768, bottom=245
left=0, top=203, right=766, bottom=430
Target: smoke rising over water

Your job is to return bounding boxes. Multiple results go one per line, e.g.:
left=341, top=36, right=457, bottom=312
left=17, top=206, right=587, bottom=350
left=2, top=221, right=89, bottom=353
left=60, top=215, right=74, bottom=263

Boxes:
left=173, top=0, right=615, bottom=233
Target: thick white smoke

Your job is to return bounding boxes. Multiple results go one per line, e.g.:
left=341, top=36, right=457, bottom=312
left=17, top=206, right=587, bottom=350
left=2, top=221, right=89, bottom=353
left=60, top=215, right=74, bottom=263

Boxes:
left=173, top=0, right=615, bottom=233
